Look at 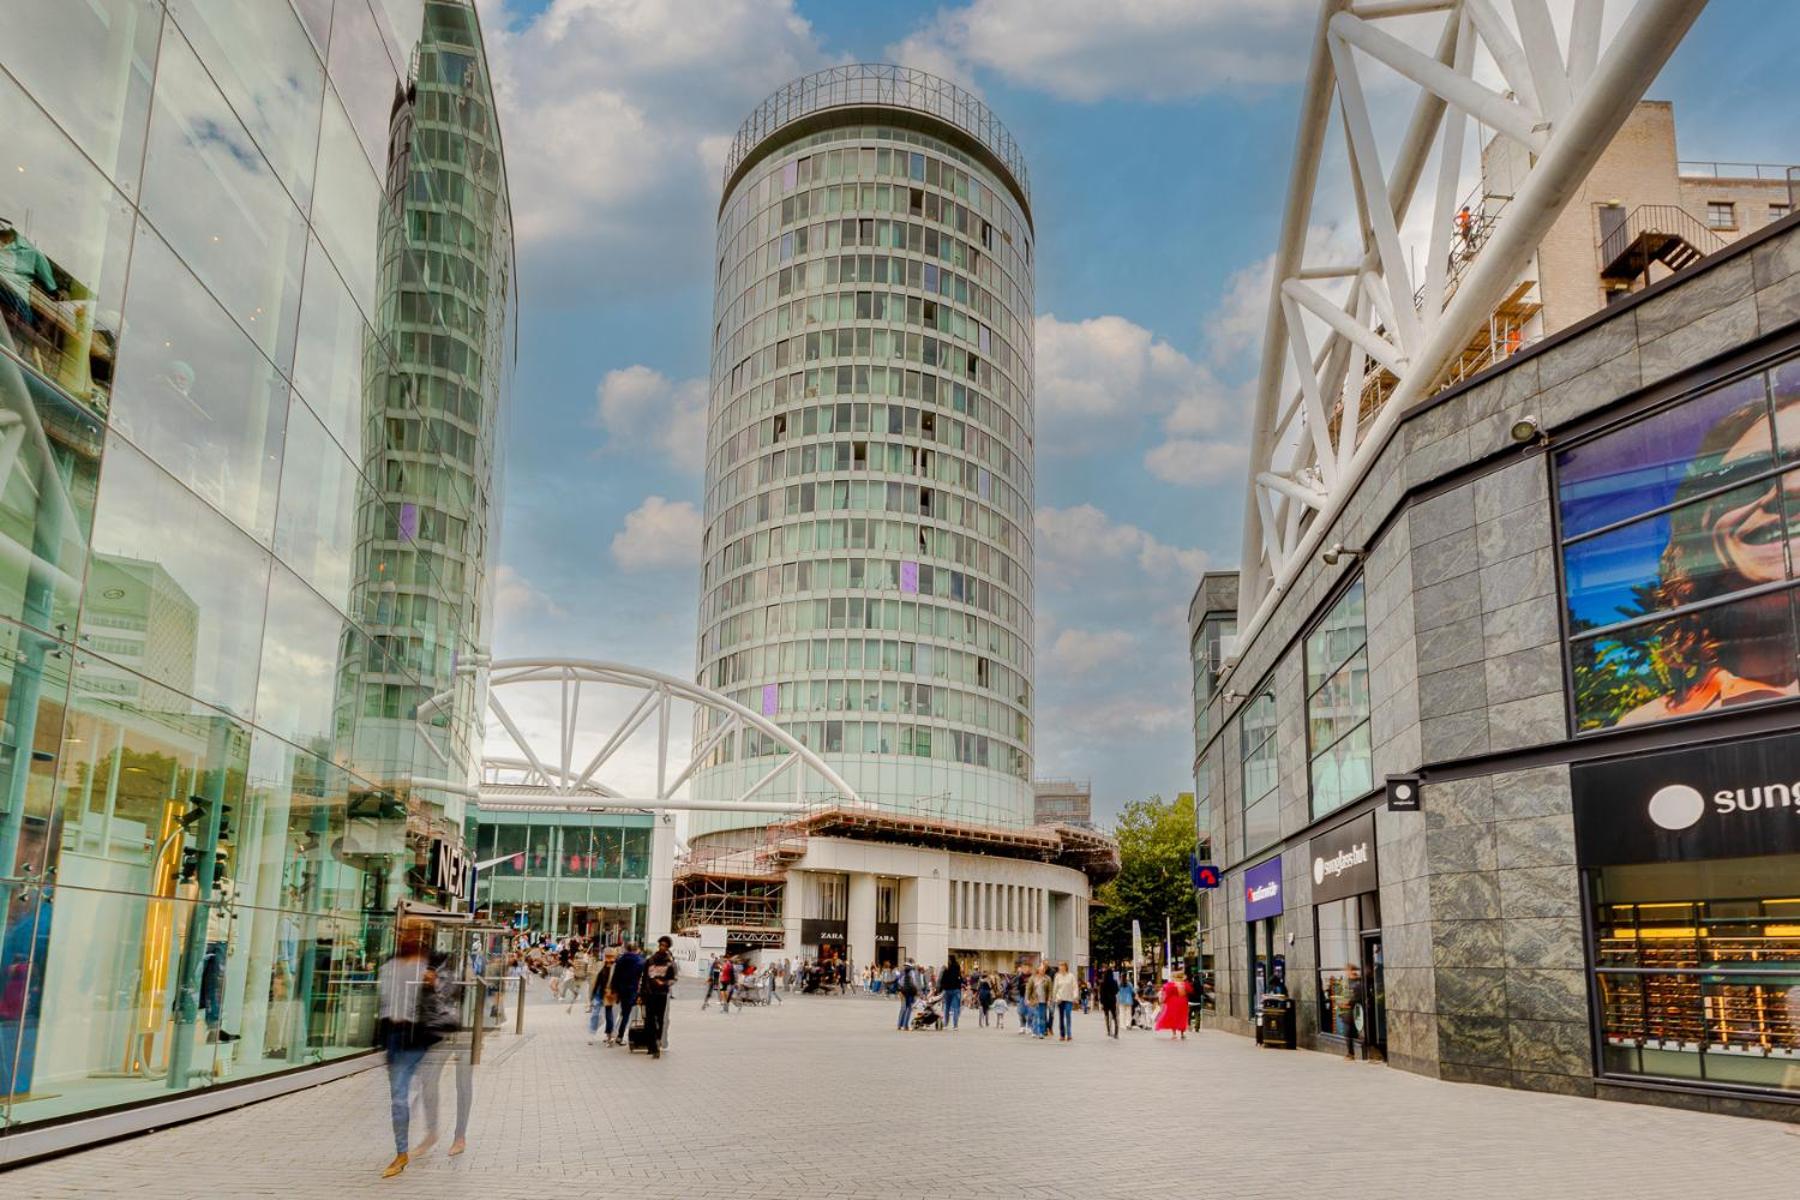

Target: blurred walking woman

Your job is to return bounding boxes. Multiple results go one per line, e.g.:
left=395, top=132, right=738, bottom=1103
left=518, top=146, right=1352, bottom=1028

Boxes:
left=1155, top=970, right=1192, bottom=1041
left=377, top=919, right=447, bottom=1177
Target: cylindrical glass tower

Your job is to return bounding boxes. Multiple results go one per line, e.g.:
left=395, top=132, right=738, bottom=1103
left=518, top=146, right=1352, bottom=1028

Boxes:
left=692, top=66, right=1036, bottom=841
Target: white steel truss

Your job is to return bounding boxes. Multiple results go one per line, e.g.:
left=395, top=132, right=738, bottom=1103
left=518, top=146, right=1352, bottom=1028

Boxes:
left=418, top=659, right=865, bottom=936
left=1236, top=0, right=1706, bottom=645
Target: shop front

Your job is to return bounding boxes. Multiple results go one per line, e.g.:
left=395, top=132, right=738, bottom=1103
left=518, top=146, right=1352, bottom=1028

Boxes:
left=800, top=918, right=848, bottom=962
left=1576, top=729, right=1800, bottom=1100
left=1309, top=812, right=1384, bottom=1060
left=1244, top=856, right=1286, bottom=1021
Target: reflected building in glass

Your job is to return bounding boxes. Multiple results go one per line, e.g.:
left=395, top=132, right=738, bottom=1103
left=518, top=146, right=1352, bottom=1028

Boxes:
left=0, top=0, right=514, bottom=1147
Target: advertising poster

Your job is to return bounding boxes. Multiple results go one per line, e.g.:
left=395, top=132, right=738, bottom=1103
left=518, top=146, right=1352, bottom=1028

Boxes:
left=1557, top=363, right=1800, bottom=731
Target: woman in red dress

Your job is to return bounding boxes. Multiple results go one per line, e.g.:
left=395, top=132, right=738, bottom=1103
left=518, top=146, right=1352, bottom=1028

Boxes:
left=1154, top=971, right=1191, bottom=1040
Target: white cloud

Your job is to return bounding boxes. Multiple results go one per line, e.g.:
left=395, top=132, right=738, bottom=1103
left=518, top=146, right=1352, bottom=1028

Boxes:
left=1144, top=438, right=1246, bottom=487
left=481, top=0, right=835, bottom=294
left=1035, top=504, right=1207, bottom=581
left=611, top=496, right=702, bottom=572
left=493, top=564, right=568, bottom=624
left=594, top=365, right=709, bottom=473
left=1047, top=628, right=1135, bottom=674
left=1036, top=313, right=1240, bottom=454
left=892, top=0, right=1314, bottom=102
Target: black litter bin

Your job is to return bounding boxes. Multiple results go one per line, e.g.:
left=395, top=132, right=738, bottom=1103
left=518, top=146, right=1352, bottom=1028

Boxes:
left=1257, top=994, right=1295, bottom=1048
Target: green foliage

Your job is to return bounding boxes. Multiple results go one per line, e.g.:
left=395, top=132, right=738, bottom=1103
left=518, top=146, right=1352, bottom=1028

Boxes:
left=1089, top=792, right=1197, bottom=964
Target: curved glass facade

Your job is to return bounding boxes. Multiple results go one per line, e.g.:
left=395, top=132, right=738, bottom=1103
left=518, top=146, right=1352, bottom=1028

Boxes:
left=0, top=0, right=512, bottom=1133
left=693, top=67, right=1036, bottom=834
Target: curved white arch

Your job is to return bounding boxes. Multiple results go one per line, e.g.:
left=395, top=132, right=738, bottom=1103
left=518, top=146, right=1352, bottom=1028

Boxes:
left=422, top=657, right=866, bottom=936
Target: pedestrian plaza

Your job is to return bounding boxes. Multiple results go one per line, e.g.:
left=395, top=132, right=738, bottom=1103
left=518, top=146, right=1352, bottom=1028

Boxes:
left=9, top=986, right=1796, bottom=1198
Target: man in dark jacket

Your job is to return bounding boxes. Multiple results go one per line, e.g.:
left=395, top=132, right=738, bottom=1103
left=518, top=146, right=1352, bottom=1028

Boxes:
left=1099, top=966, right=1121, bottom=1038
left=610, top=942, right=645, bottom=1044
left=937, top=956, right=964, bottom=1031
left=638, top=936, right=679, bottom=1058
left=588, top=949, right=620, bottom=1044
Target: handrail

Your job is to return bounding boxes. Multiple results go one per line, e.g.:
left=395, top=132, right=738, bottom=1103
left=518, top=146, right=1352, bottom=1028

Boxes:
left=1598, top=202, right=1725, bottom=270
left=1678, top=160, right=1798, bottom=181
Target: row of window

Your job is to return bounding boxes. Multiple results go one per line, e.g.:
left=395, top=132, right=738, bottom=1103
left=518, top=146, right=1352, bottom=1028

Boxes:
left=703, top=552, right=1024, bottom=635
left=708, top=407, right=1030, bottom=527
left=708, top=439, right=1030, bottom=554
left=950, top=880, right=1042, bottom=935
left=707, top=361, right=1030, bottom=487
left=703, top=635, right=1029, bottom=713
left=704, top=516, right=1028, bottom=609
left=702, top=595, right=1031, bottom=676
left=1703, top=199, right=1791, bottom=230
left=1239, top=579, right=1375, bottom=857
left=747, top=676, right=1027, bottom=742
left=707, top=462, right=1028, bottom=566
left=727, top=716, right=1027, bottom=777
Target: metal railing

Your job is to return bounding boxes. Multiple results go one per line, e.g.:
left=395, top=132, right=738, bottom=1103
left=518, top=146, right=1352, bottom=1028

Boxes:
left=721, top=64, right=1030, bottom=201
left=1678, top=160, right=1798, bottom=181
left=1597, top=202, right=1725, bottom=273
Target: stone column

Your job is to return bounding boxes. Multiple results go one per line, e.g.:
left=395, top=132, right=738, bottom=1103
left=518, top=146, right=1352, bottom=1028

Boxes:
left=847, top=872, right=876, bottom=978
left=646, top=810, right=676, bottom=937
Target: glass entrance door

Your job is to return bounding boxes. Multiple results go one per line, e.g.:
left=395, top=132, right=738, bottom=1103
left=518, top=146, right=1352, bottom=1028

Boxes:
left=1359, top=932, right=1386, bottom=1059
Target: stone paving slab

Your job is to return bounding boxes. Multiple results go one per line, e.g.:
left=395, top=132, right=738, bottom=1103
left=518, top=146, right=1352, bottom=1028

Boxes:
left=7, top=985, right=1797, bottom=1197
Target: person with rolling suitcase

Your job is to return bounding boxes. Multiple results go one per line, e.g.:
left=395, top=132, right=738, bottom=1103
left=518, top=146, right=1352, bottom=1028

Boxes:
left=632, top=935, right=679, bottom=1059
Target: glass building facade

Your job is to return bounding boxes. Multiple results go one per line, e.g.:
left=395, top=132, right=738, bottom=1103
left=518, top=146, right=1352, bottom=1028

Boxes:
left=691, top=66, right=1037, bottom=838
left=0, top=0, right=513, bottom=1135
left=466, top=808, right=652, bottom=941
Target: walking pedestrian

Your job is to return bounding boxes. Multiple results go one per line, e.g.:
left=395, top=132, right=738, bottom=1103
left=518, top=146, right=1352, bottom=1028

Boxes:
left=1099, top=966, right=1120, bottom=1038
left=1156, top=970, right=1192, bottom=1041
left=1026, top=963, right=1052, bottom=1040
left=937, top=956, right=963, bottom=1031
left=976, top=972, right=994, bottom=1027
left=896, top=959, right=920, bottom=1031
left=588, top=947, right=621, bottom=1044
left=1120, top=977, right=1139, bottom=1030
left=1053, top=960, right=1078, bottom=1041
left=376, top=919, right=442, bottom=1178
left=638, top=936, right=678, bottom=1058
left=612, top=941, right=645, bottom=1043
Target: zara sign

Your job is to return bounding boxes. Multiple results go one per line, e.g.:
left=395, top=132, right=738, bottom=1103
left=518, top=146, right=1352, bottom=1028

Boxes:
left=1571, top=729, right=1800, bottom=867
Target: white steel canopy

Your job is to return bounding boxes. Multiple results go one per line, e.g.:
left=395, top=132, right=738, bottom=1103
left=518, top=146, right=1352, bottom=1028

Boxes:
left=1236, top=0, right=1707, bottom=647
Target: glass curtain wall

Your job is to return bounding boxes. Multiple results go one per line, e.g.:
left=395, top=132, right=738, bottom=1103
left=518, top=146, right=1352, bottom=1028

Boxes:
left=0, top=0, right=513, bottom=1133
left=468, top=810, right=652, bottom=940
left=1305, top=579, right=1372, bottom=818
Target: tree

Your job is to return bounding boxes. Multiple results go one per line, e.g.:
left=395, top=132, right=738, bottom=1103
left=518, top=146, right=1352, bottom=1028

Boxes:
left=1088, top=792, right=1196, bottom=965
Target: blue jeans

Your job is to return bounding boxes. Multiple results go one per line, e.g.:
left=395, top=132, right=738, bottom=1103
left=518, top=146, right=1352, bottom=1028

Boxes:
left=385, top=1037, right=428, bottom=1155
left=898, top=994, right=916, bottom=1028
left=1057, top=1000, right=1073, bottom=1038
left=1033, top=1001, right=1049, bottom=1037
left=944, top=990, right=962, bottom=1028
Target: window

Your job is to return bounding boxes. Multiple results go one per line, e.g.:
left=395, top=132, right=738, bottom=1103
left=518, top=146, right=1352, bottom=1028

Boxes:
left=1240, top=684, right=1281, bottom=854
left=1554, top=357, right=1800, bottom=731
left=1305, top=580, right=1373, bottom=817
left=1705, top=201, right=1736, bottom=230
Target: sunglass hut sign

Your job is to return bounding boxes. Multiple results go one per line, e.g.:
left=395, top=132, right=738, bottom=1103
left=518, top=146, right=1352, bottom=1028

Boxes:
left=1572, top=730, right=1800, bottom=867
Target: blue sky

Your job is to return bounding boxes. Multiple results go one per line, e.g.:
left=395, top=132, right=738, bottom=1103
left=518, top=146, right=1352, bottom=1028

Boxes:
left=475, top=0, right=1800, bottom=824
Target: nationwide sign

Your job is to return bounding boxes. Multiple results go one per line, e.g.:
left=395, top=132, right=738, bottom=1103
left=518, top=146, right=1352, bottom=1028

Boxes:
left=1572, top=729, right=1800, bottom=867
left=1244, top=855, right=1284, bottom=921
left=1309, top=812, right=1377, bottom=905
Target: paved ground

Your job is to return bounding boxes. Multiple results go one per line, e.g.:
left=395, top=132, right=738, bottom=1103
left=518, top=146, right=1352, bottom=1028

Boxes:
left=10, top=986, right=1798, bottom=1197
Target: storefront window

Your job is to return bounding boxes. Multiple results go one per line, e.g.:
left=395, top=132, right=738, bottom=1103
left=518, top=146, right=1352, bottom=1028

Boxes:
left=1556, top=358, right=1800, bottom=731
left=1306, top=579, right=1372, bottom=817
left=1240, top=684, right=1280, bottom=855
left=1592, top=855, right=1800, bottom=1093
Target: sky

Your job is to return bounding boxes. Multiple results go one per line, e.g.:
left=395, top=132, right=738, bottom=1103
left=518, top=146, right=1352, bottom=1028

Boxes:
left=472, top=0, right=1800, bottom=826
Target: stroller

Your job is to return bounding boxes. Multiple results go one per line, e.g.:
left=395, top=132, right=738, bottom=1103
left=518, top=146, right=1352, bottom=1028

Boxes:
left=911, top=993, right=943, bottom=1030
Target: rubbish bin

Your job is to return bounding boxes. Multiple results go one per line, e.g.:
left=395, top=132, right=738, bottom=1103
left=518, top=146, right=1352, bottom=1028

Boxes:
left=1257, top=994, right=1296, bottom=1049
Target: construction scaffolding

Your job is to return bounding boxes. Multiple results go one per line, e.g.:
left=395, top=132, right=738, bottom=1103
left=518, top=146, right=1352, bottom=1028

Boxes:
left=670, top=800, right=1121, bottom=944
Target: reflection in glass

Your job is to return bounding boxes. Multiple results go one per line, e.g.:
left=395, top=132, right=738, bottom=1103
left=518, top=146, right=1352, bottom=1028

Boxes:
left=291, top=239, right=377, bottom=460
left=254, top=564, right=349, bottom=751
left=110, top=225, right=289, bottom=542
left=1306, top=581, right=1371, bottom=818
left=310, top=92, right=382, bottom=320
left=0, top=352, right=103, bottom=641
left=0, top=69, right=138, bottom=415
left=165, top=0, right=326, bottom=209
left=137, top=30, right=306, bottom=368
left=1, top=0, right=160, bottom=197
left=273, top=397, right=362, bottom=607
left=88, top=438, right=273, bottom=719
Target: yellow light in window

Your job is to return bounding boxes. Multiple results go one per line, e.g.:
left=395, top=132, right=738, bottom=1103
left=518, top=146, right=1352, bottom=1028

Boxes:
left=1761, top=925, right=1800, bottom=937
left=1633, top=926, right=1704, bottom=939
